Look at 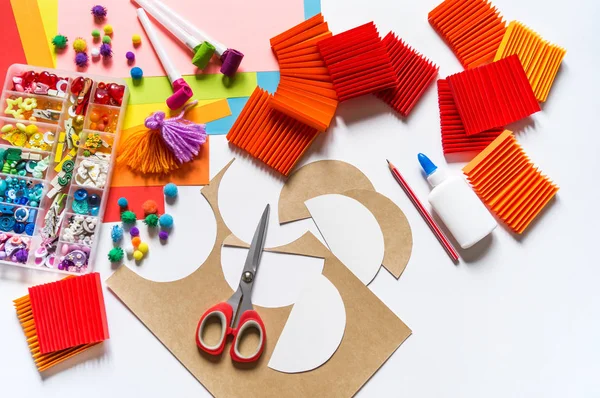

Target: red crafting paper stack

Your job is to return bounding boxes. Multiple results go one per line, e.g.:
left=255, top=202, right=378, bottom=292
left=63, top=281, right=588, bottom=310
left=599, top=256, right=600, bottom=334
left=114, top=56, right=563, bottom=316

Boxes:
left=438, top=79, right=503, bottom=155
left=269, top=13, right=338, bottom=132
left=28, top=273, right=110, bottom=354
left=446, top=55, right=541, bottom=136
left=317, top=22, right=398, bottom=102
left=375, top=32, right=439, bottom=117
left=227, top=87, right=318, bottom=176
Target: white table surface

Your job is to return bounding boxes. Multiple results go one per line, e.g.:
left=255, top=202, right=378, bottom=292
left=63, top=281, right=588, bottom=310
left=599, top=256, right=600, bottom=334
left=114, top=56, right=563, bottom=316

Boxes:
left=2, top=0, right=599, bottom=396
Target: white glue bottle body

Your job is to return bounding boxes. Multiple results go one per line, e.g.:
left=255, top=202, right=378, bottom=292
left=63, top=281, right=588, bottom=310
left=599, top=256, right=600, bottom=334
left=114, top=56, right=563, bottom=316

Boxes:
left=418, top=153, right=497, bottom=249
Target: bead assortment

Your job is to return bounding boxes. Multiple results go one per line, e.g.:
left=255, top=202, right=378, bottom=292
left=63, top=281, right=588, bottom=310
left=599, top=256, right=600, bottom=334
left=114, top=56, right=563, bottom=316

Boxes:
left=61, top=215, right=98, bottom=245
left=1, top=123, right=54, bottom=151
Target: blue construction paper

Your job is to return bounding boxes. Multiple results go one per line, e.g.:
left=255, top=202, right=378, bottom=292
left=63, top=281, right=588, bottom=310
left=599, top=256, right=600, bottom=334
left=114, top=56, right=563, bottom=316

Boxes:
left=257, top=71, right=281, bottom=94
left=206, top=97, right=249, bottom=135
left=304, top=0, right=321, bottom=19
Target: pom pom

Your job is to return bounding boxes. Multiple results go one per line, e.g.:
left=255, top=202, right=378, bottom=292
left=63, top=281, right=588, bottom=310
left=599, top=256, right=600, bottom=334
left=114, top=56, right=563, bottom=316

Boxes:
left=124, top=245, right=134, bottom=257
left=133, top=250, right=143, bottom=261
left=73, top=37, right=87, bottom=53
left=163, top=183, right=178, bottom=198
left=100, top=43, right=113, bottom=58
left=91, top=5, right=107, bottom=19
left=102, top=35, right=112, bottom=44
left=159, top=230, right=169, bottom=240
left=14, top=249, right=28, bottom=263
left=108, top=247, right=124, bottom=262
left=138, top=242, right=149, bottom=254
left=142, top=200, right=158, bottom=215
left=75, top=52, right=89, bottom=67
left=117, top=197, right=128, bottom=207
left=52, top=34, right=68, bottom=49
left=130, top=66, right=143, bottom=80
left=91, top=47, right=101, bottom=58
left=132, top=34, right=142, bottom=45
left=92, top=29, right=101, bottom=39
left=126, top=51, right=135, bottom=62
left=131, top=236, right=141, bottom=247
left=111, top=225, right=123, bottom=243
left=103, top=25, right=113, bottom=36
left=159, top=214, right=174, bottom=229
left=121, top=210, right=136, bottom=224
left=130, top=226, right=140, bottom=237
left=144, top=214, right=159, bottom=227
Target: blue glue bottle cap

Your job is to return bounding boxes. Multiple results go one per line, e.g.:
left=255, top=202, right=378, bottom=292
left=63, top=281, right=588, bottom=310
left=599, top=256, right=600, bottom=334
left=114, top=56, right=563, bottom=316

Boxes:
left=418, top=153, right=437, bottom=176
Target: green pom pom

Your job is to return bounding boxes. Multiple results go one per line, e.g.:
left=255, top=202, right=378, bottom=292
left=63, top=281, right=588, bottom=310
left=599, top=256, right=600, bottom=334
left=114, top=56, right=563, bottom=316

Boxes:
left=52, top=34, right=68, bottom=49
left=144, top=213, right=159, bottom=227
left=83, top=149, right=91, bottom=156
left=102, top=35, right=112, bottom=44
left=121, top=210, right=136, bottom=224
left=108, top=247, right=124, bottom=262
left=92, top=29, right=101, bottom=38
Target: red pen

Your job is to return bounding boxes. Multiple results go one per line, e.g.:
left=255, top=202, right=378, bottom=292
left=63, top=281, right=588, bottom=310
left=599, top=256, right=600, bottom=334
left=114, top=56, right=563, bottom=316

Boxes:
left=387, top=159, right=459, bottom=262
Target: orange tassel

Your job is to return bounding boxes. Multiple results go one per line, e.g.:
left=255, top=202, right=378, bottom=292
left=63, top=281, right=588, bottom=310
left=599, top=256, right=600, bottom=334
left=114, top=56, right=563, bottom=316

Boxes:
left=117, top=125, right=180, bottom=174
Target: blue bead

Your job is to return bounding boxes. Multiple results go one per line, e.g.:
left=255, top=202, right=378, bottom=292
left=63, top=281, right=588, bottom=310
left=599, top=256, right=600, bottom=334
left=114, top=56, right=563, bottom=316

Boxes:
left=13, top=222, right=25, bottom=233
left=0, top=180, right=7, bottom=192
left=74, top=188, right=88, bottom=201
left=25, top=223, right=35, bottom=236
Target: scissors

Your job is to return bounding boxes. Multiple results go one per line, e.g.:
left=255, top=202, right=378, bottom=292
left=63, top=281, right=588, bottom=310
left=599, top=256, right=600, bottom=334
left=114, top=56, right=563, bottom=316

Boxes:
left=195, top=204, right=269, bottom=363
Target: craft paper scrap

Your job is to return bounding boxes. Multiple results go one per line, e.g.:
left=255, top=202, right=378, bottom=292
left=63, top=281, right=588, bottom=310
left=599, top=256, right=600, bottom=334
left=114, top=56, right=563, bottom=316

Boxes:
left=56, top=0, right=304, bottom=77
left=37, top=0, right=59, bottom=67
left=306, top=194, right=385, bottom=285
left=447, top=55, right=541, bottom=136
left=123, top=99, right=230, bottom=130
left=104, top=186, right=165, bottom=223
left=304, top=0, right=322, bottom=20
left=257, top=71, right=281, bottom=94
left=125, top=72, right=258, bottom=105
left=437, top=79, right=502, bottom=155
left=0, top=1, right=27, bottom=80
left=463, top=130, right=559, bottom=234
left=10, top=0, right=54, bottom=68
left=206, top=97, right=248, bottom=135
left=494, top=21, right=566, bottom=102
left=268, top=273, right=345, bottom=373
left=429, top=0, right=507, bottom=69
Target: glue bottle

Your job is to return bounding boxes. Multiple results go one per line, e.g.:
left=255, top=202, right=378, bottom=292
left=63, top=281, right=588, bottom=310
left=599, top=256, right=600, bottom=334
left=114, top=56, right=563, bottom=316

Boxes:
left=418, top=153, right=497, bottom=249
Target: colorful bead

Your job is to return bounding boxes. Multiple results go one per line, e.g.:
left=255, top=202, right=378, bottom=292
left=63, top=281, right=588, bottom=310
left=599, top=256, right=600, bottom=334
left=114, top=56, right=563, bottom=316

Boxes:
left=108, top=247, right=124, bottom=262
left=121, top=210, right=136, bottom=224
left=163, top=183, right=178, bottom=198
left=133, top=250, right=143, bottom=261
left=52, top=34, right=68, bottom=49
left=117, top=197, right=128, bottom=207
left=159, top=214, right=173, bottom=229
left=130, top=226, right=140, bottom=237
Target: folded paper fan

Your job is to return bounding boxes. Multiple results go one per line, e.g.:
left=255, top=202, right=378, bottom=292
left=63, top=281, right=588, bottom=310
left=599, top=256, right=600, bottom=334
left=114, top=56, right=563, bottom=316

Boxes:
left=447, top=55, right=541, bottom=136
left=270, top=13, right=338, bottom=131
left=375, top=32, right=439, bottom=117
left=463, top=130, right=558, bottom=234
left=226, top=87, right=319, bottom=176
left=494, top=21, right=566, bottom=102
left=317, top=22, right=398, bottom=102
left=438, top=79, right=502, bottom=155
left=429, top=0, right=507, bottom=69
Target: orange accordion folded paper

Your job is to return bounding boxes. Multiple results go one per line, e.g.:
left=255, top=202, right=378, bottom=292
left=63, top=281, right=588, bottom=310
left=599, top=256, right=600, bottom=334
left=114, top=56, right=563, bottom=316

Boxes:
left=429, top=0, right=507, bottom=69
left=463, top=130, right=559, bottom=234
left=494, top=21, right=566, bottom=102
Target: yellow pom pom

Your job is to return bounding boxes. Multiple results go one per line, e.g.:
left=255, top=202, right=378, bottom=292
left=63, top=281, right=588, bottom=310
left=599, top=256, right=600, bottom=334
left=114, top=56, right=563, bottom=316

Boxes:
left=73, top=37, right=87, bottom=53
left=133, top=250, right=143, bottom=261
left=132, top=34, right=142, bottom=45
left=25, top=124, right=38, bottom=135
left=103, top=25, right=113, bottom=35
left=138, top=242, right=149, bottom=254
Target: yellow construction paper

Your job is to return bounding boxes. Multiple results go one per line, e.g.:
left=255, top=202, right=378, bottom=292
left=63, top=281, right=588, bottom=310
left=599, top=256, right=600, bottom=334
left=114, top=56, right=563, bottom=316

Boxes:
left=11, top=0, right=54, bottom=68
left=123, top=99, right=228, bottom=130
left=37, top=0, right=59, bottom=68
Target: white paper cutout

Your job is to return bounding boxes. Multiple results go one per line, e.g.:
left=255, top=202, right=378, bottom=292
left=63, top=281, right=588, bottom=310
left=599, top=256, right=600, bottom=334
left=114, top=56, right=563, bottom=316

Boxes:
left=221, top=247, right=324, bottom=308
left=268, top=273, right=346, bottom=373
left=305, top=194, right=385, bottom=285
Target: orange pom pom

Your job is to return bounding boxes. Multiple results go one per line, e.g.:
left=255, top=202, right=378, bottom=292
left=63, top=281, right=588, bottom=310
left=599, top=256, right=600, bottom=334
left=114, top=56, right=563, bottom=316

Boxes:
left=131, top=236, right=141, bottom=247
left=142, top=200, right=159, bottom=215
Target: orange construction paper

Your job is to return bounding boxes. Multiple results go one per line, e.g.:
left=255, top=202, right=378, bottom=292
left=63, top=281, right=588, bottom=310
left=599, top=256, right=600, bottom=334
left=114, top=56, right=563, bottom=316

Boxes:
left=10, top=0, right=54, bottom=68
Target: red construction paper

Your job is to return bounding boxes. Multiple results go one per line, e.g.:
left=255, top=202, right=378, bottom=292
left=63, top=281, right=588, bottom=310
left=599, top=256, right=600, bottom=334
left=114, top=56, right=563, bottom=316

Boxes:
left=104, top=186, right=166, bottom=223
left=0, top=1, right=27, bottom=80
left=447, top=55, right=541, bottom=136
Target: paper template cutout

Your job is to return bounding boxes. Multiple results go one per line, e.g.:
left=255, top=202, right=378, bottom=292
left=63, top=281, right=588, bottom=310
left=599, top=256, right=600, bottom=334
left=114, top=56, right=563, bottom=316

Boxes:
left=37, top=0, right=59, bottom=67
left=0, top=1, right=26, bottom=80
left=270, top=13, right=339, bottom=131
left=317, top=22, right=397, bottom=102
left=306, top=194, right=384, bottom=285
left=437, top=79, right=502, bottom=155
left=447, top=55, right=541, bottom=136
left=278, top=160, right=375, bottom=223
left=11, top=0, right=53, bottom=68
left=226, top=87, right=319, bottom=176
left=104, top=186, right=165, bottom=223
left=375, top=32, right=439, bottom=117
left=107, top=159, right=411, bottom=398
left=56, top=0, right=304, bottom=77
left=463, top=130, right=559, bottom=234
left=268, top=273, right=345, bottom=373
left=342, top=189, right=412, bottom=279
left=428, top=0, right=507, bottom=69
left=221, top=246, right=324, bottom=308
left=494, top=21, right=566, bottom=102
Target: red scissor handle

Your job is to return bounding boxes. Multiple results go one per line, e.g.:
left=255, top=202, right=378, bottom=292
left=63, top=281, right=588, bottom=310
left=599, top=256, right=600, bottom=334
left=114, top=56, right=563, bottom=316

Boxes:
left=195, top=302, right=233, bottom=355
left=230, top=310, right=266, bottom=363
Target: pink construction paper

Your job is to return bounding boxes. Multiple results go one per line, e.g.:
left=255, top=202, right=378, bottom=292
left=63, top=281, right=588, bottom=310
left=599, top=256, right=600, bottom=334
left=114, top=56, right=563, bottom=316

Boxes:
left=56, top=0, right=304, bottom=77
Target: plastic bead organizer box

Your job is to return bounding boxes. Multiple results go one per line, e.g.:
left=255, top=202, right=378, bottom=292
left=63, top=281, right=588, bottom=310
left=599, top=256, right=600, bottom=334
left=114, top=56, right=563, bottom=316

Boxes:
left=0, top=64, right=128, bottom=274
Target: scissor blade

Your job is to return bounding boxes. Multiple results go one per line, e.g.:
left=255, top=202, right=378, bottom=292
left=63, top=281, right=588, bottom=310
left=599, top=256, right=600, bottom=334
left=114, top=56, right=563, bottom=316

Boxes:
left=241, top=204, right=270, bottom=278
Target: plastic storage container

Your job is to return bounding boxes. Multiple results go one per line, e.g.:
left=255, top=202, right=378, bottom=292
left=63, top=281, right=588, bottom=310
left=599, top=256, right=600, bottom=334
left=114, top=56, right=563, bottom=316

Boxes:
left=0, top=64, right=128, bottom=273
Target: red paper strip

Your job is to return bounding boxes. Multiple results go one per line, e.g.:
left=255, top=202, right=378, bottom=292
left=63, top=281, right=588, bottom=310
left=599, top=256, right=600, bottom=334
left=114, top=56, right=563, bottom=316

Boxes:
left=447, top=55, right=541, bottom=136
left=104, top=186, right=165, bottom=223
left=0, top=1, right=27, bottom=80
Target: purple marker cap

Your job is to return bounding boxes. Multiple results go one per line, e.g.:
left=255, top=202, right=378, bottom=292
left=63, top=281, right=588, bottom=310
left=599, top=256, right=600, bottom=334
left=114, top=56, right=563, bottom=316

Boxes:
left=166, top=78, right=193, bottom=110
left=220, top=49, right=244, bottom=77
